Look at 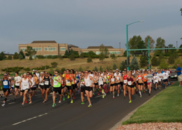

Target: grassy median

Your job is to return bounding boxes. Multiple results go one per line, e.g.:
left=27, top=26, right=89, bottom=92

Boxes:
left=123, top=81, right=182, bottom=125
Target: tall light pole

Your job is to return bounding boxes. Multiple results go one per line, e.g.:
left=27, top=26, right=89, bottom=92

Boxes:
left=126, top=20, right=143, bottom=70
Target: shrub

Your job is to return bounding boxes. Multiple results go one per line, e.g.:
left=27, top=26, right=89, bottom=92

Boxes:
left=168, top=55, right=175, bottom=64
left=58, top=55, right=63, bottom=60
left=159, top=59, right=168, bottom=69
left=129, top=56, right=139, bottom=70
left=113, top=63, right=117, bottom=70
left=7, top=55, right=12, bottom=60
left=24, top=68, right=30, bottom=72
left=51, top=62, right=58, bottom=68
left=87, top=57, right=93, bottom=63
left=78, top=66, right=83, bottom=71
left=80, top=53, right=84, bottom=58
left=48, top=68, right=54, bottom=75
left=99, top=53, right=105, bottom=62
left=70, top=53, right=75, bottom=61
left=151, top=56, right=159, bottom=66
left=120, top=61, right=126, bottom=71
left=110, top=54, right=117, bottom=60
left=36, top=55, right=45, bottom=59
left=140, top=55, right=148, bottom=68
left=94, top=66, right=98, bottom=71
left=13, top=52, right=19, bottom=59
left=106, top=66, right=111, bottom=71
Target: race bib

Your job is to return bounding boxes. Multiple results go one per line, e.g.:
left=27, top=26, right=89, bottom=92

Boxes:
left=138, top=77, right=141, bottom=80
left=66, top=80, right=71, bottom=86
left=23, top=83, right=28, bottom=87
left=147, top=79, right=152, bottom=83
left=45, top=81, right=49, bottom=85
left=128, top=81, right=132, bottom=85
left=3, top=81, right=8, bottom=86
left=54, top=80, right=57, bottom=85
left=111, top=78, right=115, bottom=82
left=85, top=82, right=89, bottom=86
left=124, top=80, right=127, bottom=84
left=15, top=82, right=19, bottom=86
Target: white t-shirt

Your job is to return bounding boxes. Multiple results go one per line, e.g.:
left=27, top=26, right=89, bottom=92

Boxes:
left=162, top=72, right=169, bottom=80
left=166, top=71, right=170, bottom=76
left=153, top=76, right=159, bottom=83
left=157, top=73, right=163, bottom=81
left=15, top=76, right=21, bottom=86
left=114, top=73, right=121, bottom=77
left=36, top=73, right=40, bottom=78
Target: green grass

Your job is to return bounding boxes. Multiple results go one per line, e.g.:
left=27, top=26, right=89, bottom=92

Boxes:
left=123, top=82, right=182, bottom=125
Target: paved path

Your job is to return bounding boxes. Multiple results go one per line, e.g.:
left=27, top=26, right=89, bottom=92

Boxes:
left=0, top=87, right=166, bottom=130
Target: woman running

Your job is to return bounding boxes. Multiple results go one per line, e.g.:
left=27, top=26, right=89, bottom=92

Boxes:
left=127, top=71, right=135, bottom=103
left=39, top=72, right=45, bottom=101
left=71, top=69, right=76, bottom=99
left=43, top=72, right=52, bottom=103
left=115, top=72, right=122, bottom=96
left=137, top=71, right=144, bottom=98
left=93, top=72, right=99, bottom=95
left=65, top=69, right=73, bottom=103
left=147, top=70, right=153, bottom=95
left=110, top=72, right=116, bottom=99
left=98, top=72, right=106, bottom=98
left=153, top=72, right=159, bottom=90
left=28, top=74, right=35, bottom=104
left=80, top=72, right=86, bottom=104
left=14, top=72, right=21, bottom=101
left=123, top=71, right=128, bottom=98
left=19, top=73, right=32, bottom=105
left=84, top=71, right=94, bottom=107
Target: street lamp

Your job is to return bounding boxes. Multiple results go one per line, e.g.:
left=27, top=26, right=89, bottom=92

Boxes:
left=126, top=20, right=143, bottom=70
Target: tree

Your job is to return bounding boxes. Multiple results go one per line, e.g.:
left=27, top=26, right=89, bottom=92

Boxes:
left=151, top=56, right=159, bottom=66
left=144, top=35, right=155, bottom=51
left=104, top=47, right=109, bottom=56
left=123, top=51, right=126, bottom=57
left=64, top=50, right=69, bottom=56
left=99, top=44, right=108, bottom=56
left=128, top=35, right=144, bottom=55
left=51, top=62, right=58, bottom=68
left=78, top=66, right=83, bottom=71
left=99, top=53, right=105, bottom=62
left=159, top=59, right=168, bottom=69
left=167, top=44, right=176, bottom=53
left=0, top=55, right=3, bottom=61
left=0, top=52, right=6, bottom=60
left=129, top=56, right=139, bottom=70
left=13, top=52, right=19, bottom=59
left=58, top=54, right=63, bottom=60
left=120, top=61, right=126, bottom=71
left=7, top=55, right=12, bottom=60
left=25, top=46, right=37, bottom=60
left=154, top=37, right=165, bottom=55
left=99, top=66, right=103, bottom=72
left=110, top=54, right=117, bottom=60
left=140, top=55, right=148, bottom=68
left=94, top=66, right=98, bottom=71
left=80, top=53, right=84, bottom=58
left=106, top=66, right=111, bottom=70
left=113, top=63, right=117, bottom=70
left=168, top=55, right=175, bottom=64
left=70, top=53, right=75, bottom=61
left=19, top=50, right=25, bottom=59
left=87, top=57, right=92, bottom=63
left=179, top=44, right=182, bottom=53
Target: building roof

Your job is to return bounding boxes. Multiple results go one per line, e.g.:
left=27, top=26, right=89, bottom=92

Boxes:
left=31, top=41, right=57, bottom=43
left=87, top=46, right=113, bottom=49
left=68, top=44, right=79, bottom=48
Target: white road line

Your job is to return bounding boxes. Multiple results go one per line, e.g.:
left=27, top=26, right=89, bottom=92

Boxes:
left=12, top=113, right=48, bottom=126
left=9, top=102, right=15, bottom=104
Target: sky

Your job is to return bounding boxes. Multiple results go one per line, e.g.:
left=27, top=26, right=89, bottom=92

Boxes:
left=0, top=0, right=182, bottom=53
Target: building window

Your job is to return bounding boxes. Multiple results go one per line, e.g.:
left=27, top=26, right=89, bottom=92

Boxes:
left=44, top=47, right=56, bottom=51
left=44, top=47, right=48, bottom=51
left=33, top=47, right=42, bottom=51
left=96, top=51, right=101, bottom=55
left=109, top=51, right=121, bottom=54
left=60, top=47, right=66, bottom=51
left=20, top=48, right=26, bottom=51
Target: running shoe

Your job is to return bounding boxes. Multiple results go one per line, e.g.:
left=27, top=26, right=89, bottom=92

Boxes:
left=81, top=102, right=84, bottom=105
left=113, top=96, right=115, bottom=99
left=70, top=100, right=73, bottom=104
left=25, top=100, right=27, bottom=104
left=43, top=100, right=46, bottom=103
left=88, top=104, right=92, bottom=107
left=67, top=95, right=70, bottom=99
left=29, top=102, right=32, bottom=104
left=58, top=101, right=61, bottom=103
left=52, top=103, right=56, bottom=107
left=1, top=103, right=5, bottom=107
left=102, top=95, right=105, bottom=98
left=140, top=95, right=142, bottom=98
left=129, top=100, right=132, bottom=103
left=63, top=97, right=65, bottom=101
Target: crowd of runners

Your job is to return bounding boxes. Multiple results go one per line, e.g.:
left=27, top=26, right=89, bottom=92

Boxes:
left=0, top=68, right=171, bottom=107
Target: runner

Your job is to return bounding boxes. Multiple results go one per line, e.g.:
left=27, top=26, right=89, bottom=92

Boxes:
left=65, top=69, right=73, bottom=103
left=143, top=70, right=147, bottom=93
left=127, top=71, right=135, bottom=103
left=52, top=71, right=62, bottom=107
left=123, top=70, right=128, bottom=98
left=80, top=72, right=86, bottom=104
left=137, top=71, right=143, bottom=98
left=14, top=72, right=22, bottom=101
left=39, top=72, right=45, bottom=101
left=153, top=72, right=159, bottom=90
left=162, top=69, right=169, bottom=88
left=115, top=71, right=122, bottom=96
left=1, top=73, right=10, bottom=107
left=71, top=69, right=76, bottom=99
left=147, top=70, right=153, bottom=95
left=19, top=73, right=32, bottom=105
left=84, top=70, right=94, bottom=107
left=93, top=72, right=100, bottom=95
left=98, top=72, right=106, bottom=98
left=110, top=72, right=116, bottom=99
left=43, top=72, right=52, bottom=103
left=28, top=74, right=35, bottom=104
left=157, top=70, right=163, bottom=89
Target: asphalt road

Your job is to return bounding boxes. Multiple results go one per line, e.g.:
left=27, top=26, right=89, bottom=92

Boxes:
left=0, top=83, right=172, bottom=130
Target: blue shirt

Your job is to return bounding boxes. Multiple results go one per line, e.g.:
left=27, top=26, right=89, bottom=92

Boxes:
left=177, top=67, right=181, bottom=75
left=161, top=71, right=164, bottom=73
left=2, top=78, right=9, bottom=89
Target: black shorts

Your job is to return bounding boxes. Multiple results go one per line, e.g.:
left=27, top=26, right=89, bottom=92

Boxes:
left=21, top=89, right=29, bottom=93
left=104, top=82, right=106, bottom=84
left=81, top=86, right=86, bottom=92
left=94, top=83, right=98, bottom=86
left=53, top=87, right=61, bottom=94
left=66, top=86, right=72, bottom=90
left=163, top=79, right=168, bottom=82
left=15, top=85, right=19, bottom=89
left=40, top=85, right=45, bottom=89
left=110, top=84, right=115, bottom=87
left=44, top=86, right=50, bottom=90
left=115, top=83, right=120, bottom=86
left=128, top=85, right=134, bottom=88
left=31, top=87, right=36, bottom=90
left=3, top=88, right=10, bottom=93
left=138, top=83, right=143, bottom=85
left=120, top=82, right=123, bottom=86
left=99, top=84, right=103, bottom=88
left=85, top=87, right=93, bottom=91
left=144, top=82, right=147, bottom=86
left=72, top=84, right=77, bottom=89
